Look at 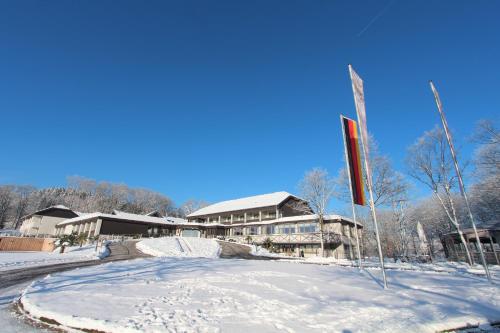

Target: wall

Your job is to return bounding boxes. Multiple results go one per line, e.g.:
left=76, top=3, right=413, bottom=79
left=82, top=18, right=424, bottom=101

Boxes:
left=99, top=219, right=148, bottom=235
left=0, top=237, right=56, bottom=252
left=20, top=215, right=66, bottom=236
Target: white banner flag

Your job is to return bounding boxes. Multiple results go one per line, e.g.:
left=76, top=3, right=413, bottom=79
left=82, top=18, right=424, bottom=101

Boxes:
left=416, top=222, right=429, bottom=256
left=349, top=65, right=372, bottom=185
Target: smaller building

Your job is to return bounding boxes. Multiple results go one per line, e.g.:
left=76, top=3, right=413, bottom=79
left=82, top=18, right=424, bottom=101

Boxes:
left=441, top=222, right=500, bottom=265
left=55, top=210, right=191, bottom=238
left=19, top=205, right=79, bottom=237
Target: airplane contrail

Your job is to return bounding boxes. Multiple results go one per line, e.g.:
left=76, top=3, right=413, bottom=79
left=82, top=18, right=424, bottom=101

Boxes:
left=357, top=0, right=396, bottom=37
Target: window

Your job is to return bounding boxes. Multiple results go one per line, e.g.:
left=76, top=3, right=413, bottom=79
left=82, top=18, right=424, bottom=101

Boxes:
left=247, top=213, right=259, bottom=221
left=263, top=211, right=276, bottom=219
left=278, top=224, right=296, bottom=234
left=233, top=227, right=243, bottom=236
left=343, top=224, right=351, bottom=237
left=249, top=226, right=259, bottom=235
left=265, top=225, right=276, bottom=235
left=298, top=223, right=318, bottom=233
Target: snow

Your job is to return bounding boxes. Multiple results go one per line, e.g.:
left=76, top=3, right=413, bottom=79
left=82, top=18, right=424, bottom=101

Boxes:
left=0, top=280, right=52, bottom=333
left=302, top=257, right=500, bottom=277
left=187, top=191, right=294, bottom=217
left=137, top=237, right=220, bottom=258
left=0, top=244, right=109, bottom=271
left=20, top=257, right=500, bottom=333
left=57, top=211, right=187, bottom=226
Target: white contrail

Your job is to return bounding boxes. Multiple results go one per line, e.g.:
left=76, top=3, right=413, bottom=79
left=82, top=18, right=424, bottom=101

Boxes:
left=357, top=0, right=396, bottom=37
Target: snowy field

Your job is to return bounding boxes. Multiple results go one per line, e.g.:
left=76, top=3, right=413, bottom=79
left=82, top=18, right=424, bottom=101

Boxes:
left=137, top=237, right=220, bottom=258
left=0, top=244, right=108, bottom=271
left=20, top=257, right=500, bottom=333
left=303, top=256, right=500, bottom=277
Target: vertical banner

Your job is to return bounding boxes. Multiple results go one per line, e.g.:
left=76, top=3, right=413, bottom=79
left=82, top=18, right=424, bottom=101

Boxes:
left=348, top=65, right=372, bottom=185
left=429, top=81, right=492, bottom=282
left=416, top=222, right=429, bottom=256
left=341, top=116, right=366, bottom=206
left=348, top=64, right=388, bottom=288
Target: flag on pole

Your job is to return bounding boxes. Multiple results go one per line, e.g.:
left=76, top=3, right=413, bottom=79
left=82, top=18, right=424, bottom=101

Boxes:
left=348, top=65, right=372, bottom=185
left=341, top=116, right=366, bottom=206
left=429, top=81, right=492, bottom=282
left=348, top=64, right=388, bottom=289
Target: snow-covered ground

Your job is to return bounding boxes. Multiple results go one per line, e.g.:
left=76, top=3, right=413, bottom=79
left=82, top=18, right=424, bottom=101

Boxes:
left=137, top=237, right=220, bottom=258
left=0, top=244, right=109, bottom=271
left=20, top=257, right=500, bottom=333
left=302, top=256, right=500, bottom=278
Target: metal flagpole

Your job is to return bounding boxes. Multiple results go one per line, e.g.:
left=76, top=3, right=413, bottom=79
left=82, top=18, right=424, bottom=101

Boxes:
left=429, top=81, right=492, bottom=283
left=348, top=65, right=388, bottom=288
left=340, top=115, right=363, bottom=269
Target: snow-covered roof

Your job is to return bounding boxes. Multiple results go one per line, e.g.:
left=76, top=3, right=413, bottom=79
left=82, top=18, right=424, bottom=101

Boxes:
left=22, top=205, right=76, bottom=220
left=187, top=191, right=299, bottom=217
left=145, top=211, right=163, bottom=217
left=57, top=211, right=187, bottom=227
left=51, top=205, right=71, bottom=210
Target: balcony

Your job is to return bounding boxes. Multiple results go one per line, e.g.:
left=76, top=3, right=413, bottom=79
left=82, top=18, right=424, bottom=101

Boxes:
left=229, top=232, right=345, bottom=245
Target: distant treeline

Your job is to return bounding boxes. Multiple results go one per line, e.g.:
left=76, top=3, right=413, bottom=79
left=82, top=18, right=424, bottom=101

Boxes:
left=0, top=176, right=182, bottom=229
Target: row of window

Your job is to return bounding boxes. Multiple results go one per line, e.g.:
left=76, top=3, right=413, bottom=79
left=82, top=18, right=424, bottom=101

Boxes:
left=232, top=223, right=319, bottom=236
left=206, top=211, right=277, bottom=224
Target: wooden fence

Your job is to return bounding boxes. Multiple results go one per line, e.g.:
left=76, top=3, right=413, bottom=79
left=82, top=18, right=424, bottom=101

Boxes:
left=0, top=236, right=56, bottom=252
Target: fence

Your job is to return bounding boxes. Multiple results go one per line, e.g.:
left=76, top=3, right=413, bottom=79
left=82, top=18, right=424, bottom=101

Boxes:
left=0, top=236, right=56, bottom=252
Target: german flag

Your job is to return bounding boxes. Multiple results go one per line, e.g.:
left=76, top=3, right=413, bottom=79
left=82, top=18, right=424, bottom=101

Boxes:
left=341, top=116, right=366, bottom=206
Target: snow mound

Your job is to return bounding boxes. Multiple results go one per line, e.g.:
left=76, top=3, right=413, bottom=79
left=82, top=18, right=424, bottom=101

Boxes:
left=137, top=237, right=220, bottom=258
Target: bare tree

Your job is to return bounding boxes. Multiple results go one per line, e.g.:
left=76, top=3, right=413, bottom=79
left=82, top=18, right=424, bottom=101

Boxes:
left=180, top=199, right=209, bottom=217
left=297, top=168, right=336, bottom=257
left=0, top=186, right=13, bottom=229
left=406, top=126, right=473, bottom=265
left=13, top=186, right=35, bottom=229
left=468, top=120, right=500, bottom=225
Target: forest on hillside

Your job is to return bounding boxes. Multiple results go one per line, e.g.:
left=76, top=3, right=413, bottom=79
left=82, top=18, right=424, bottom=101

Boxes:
left=0, top=176, right=184, bottom=229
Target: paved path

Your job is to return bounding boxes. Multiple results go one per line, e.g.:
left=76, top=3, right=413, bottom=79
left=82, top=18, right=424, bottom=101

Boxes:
left=217, top=241, right=276, bottom=260
left=0, top=241, right=149, bottom=289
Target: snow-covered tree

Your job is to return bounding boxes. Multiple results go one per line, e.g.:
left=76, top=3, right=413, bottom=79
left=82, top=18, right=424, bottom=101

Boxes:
left=406, top=126, right=473, bottom=265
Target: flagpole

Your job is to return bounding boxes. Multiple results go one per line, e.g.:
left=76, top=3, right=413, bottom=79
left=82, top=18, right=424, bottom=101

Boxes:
left=429, top=81, right=492, bottom=282
left=429, top=81, right=492, bottom=283
left=340, top=115, right=363, bottom=269
left=348, top=65, right=388, bottom=288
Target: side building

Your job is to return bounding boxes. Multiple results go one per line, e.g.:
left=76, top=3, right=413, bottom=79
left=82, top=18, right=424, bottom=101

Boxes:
left=55, top=210, right=192, bottom=238
left=187, top=191, right=362, bottom=258
left=441, top=221, right=500, bottom=265
left=19, top=205, right=80, bottom=237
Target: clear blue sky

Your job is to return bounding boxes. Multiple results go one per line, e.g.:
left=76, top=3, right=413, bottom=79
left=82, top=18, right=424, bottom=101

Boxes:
left=0, top=1, right=499, bottom=208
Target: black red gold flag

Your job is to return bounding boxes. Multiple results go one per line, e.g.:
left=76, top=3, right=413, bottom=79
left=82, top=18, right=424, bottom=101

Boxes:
left=342, top=116, right=366, bottom=206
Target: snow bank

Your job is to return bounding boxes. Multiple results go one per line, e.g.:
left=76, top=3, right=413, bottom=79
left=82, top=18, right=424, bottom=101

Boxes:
left=0, top=244, right=109, bottom=271
left=20, top=257, right=500, bottom=333
left=137, top=237, right=220, bottom=258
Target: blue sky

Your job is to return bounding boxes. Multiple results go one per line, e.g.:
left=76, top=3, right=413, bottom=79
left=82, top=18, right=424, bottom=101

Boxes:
left=0, top=1, right=498, bottom=208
